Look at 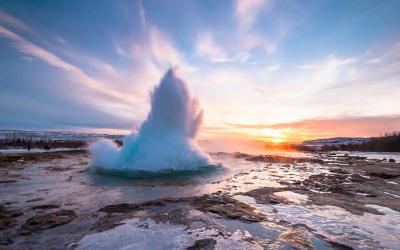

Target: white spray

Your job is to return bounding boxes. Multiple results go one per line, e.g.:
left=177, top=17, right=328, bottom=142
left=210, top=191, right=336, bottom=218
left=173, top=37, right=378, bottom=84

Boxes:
left=89, top=68, right=209, bottom=172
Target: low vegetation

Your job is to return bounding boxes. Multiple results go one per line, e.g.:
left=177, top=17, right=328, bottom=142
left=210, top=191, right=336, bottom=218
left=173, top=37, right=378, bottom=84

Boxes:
left=296, top=132, right=400, bottom=152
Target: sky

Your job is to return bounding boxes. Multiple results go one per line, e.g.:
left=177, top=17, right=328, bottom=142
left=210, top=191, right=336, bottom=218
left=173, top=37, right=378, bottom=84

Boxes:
left=0, top=0, right=399, bottom=142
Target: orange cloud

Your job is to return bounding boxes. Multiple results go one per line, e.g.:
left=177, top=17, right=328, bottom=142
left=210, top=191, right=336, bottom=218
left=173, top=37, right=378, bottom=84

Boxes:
left=226, top=115, right=400, bottom=141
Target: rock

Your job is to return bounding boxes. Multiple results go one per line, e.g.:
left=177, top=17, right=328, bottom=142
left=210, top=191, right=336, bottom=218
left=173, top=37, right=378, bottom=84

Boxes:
left=330, top=168, right=350, bottom=174
left=98, top=203, right=139, bottom=213
left=244, top=182, right=254, bottom=185
left=278, top=228, right=314, bottom=250
left=31, top=204, right=60, bottom=210
left=350, top=174, right=367, bottom=183
left=0, top=204, right=21, bottom=230
left=0, top=179, right=17, bottom=183
left=26, top=198, right=44, bottom=203
left=187, top=238, right=216, bottom=250
left=302, top=173, right=348, bottom=192
left=327, top=241, right=354, bottom=250
left=369, top=172, right=399, bottom=179
left=192, top=194, right=264, bottom=222
left=233, top=152, right=250, bottom=158
left=45, top=166, right=74, bottom=172
left=246, top=155, right=275, bottom=162
left=98, top=199, right=172, bottom=214
left=244, top=187, right=282, bottom=204
left=308, top=158, right=324, bottom=164
left=19, top=210, right=77, bottom=235
left=327, top=185, right=354, bottom=195
left=153, top=208, right=189, bottom=225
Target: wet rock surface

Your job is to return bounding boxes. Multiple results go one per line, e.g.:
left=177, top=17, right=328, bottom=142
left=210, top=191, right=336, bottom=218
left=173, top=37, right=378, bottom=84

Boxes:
left=0, top=150, right=399, bottom=249
left=187, top=238, right=216, bottom=250
left=19, top=210, right=77, bottom=235
left=31, top=204, right=61, bottom=210
left=0, top=204, right=21, bottom=230
left=192, top=194, right=265, bottom=222
left=277, top=228, right=315, bottom=250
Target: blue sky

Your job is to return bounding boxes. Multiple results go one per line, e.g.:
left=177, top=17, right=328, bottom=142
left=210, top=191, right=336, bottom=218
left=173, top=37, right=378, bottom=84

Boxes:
left=0, top=0, right=399, bottom=141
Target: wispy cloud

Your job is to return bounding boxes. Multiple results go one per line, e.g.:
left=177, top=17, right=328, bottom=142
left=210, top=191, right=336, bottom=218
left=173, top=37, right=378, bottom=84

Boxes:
left=20, top=55, right=33, bottom=62
left=235, top=0, right=269, bottom=31
left=196, top=32, right=255, bottom=64
left=265, top=64, right=280, bottom=73
left=0, top=10, right=30, bottom=31
left=138, top=0, right=147, bottom=28
left=0, top=26, right=131, bottom=108
left=227, top=115, right=400, bottom=139
left=366, top=57, right=382, bottom=64
left=364, top=41, right=400, bottom=65
left=55, top=37, right=67, bottom=45
left=148, top=27, right=181, bottom=66
left=234, top=0, right=281, bottom=54
left=196, top=32, right=229, bottom=62
left=299, top=55, right=357, bottom=71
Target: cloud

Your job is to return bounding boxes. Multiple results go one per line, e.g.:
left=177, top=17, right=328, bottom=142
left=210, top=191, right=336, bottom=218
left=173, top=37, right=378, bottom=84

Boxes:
left=265, top=64, right=280, bottom=73
left=138, top=0, right=147, bottom=28
left=364, top=41, right=400, bottom=65
left=196, top=32, right=230, bottom=62
left=55, top=37, right=67, bottom=45
left=128, top=26, right=184, bottom=69
left=227, top=115, right=400, bottom=139
left=295, top=54, right=358, bottom=93
left=196, top=32, right=256, bottom=63
left=114, top=41, right=127, bottom=56
left=0, top=26, right=132, bottom=108
left=273, top=116, right=400, bottom=137
left=299, top=55, right=356, bottom=71
left=148, top=27, right=181, bottom=66
left=233, top=0, right=283, bottom=55
left=367, top=57, right=382, bottom=64
left=0, top=10, right=30, bottom=31
left=235, top=0, right=269, bottom=31
left=126, top=16, right=197, bottom=75
left=20, top=56, right=33, bottom=62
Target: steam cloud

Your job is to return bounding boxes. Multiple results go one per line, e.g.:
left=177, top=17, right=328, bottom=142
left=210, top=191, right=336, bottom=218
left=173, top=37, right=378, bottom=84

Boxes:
left=89, top=68, right=209, bottom=172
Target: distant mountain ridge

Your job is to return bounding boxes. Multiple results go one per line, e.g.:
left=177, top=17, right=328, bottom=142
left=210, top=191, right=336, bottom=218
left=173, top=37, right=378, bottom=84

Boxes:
left=303, top=137, right=369, bottom=146
left=301, top=133, right=400, bottom=152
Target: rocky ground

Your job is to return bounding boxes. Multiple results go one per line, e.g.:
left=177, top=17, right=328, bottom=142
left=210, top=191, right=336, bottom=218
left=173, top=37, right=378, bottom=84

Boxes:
left=0, top=150, right=399, bottom=249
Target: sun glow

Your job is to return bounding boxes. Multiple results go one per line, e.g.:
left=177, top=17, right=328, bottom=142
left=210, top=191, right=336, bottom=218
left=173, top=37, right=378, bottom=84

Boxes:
left=270, top=137, right=285, bottom=143
left=247, top=128, right=289, bottom=143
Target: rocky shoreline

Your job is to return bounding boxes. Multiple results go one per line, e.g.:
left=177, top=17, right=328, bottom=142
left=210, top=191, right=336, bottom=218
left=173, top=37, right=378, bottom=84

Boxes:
left=0, top=150, right=399, bottom=249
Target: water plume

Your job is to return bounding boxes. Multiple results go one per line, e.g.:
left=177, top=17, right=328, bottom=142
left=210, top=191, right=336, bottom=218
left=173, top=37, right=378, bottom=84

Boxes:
left=89, top=68, right=209, bottom=172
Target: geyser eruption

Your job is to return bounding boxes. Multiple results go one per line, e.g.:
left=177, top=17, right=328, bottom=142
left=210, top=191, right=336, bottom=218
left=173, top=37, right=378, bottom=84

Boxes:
left=89, top=68, right=209, bottom=172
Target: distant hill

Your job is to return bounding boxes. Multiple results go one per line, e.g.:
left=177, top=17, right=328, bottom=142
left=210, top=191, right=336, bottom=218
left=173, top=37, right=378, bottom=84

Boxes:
left=0, top=129, right=124, bottom=142
left=303, top=137, right=369, bottom=147
left=0, top=129, right=125, bottom=150
left=299, top=133, right=400, bottom=152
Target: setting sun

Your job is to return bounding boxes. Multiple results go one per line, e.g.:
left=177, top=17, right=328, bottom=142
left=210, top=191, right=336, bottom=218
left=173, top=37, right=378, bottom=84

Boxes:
left=270, top=137, right=285, bottom=143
